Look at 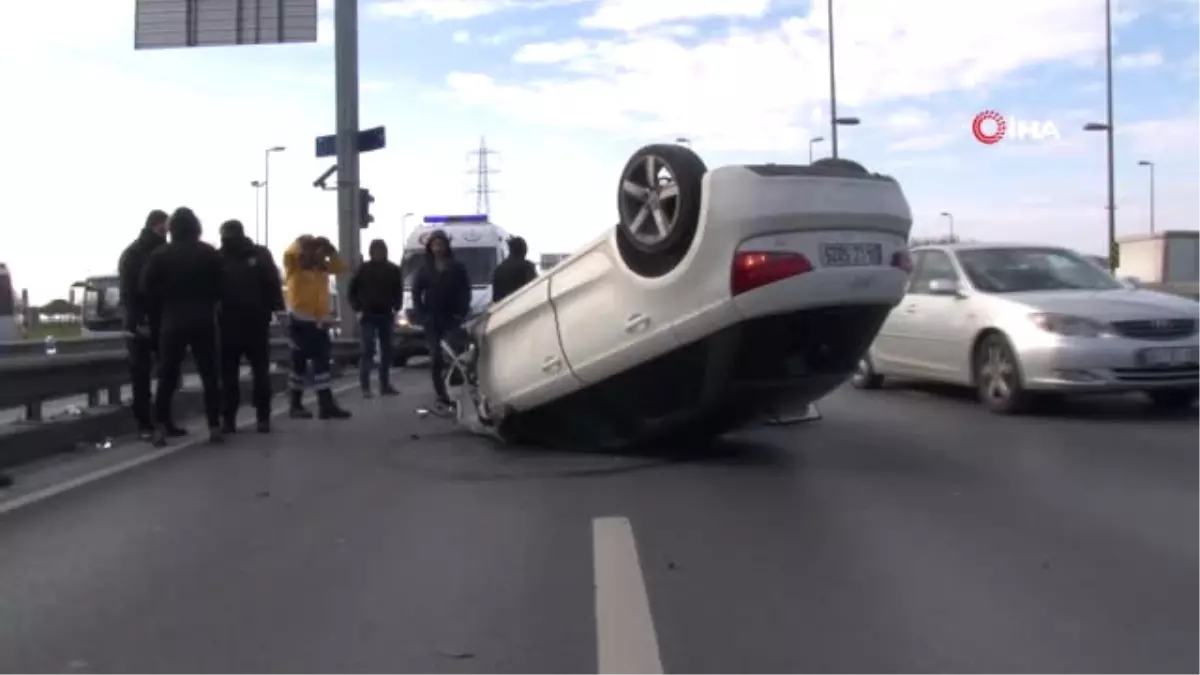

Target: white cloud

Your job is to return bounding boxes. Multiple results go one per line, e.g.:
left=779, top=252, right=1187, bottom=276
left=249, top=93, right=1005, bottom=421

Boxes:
left=444, top=0, right=1147, bottom=151
left=513, top=39, right=592, bottom=63
left=887, top=132, right=957, bottom=152
left=580, top=0, right=772, bottom=31
left=317, top=17, right=334, bottom=45
left=1115, top=50, right=1164, bottom=69
left=1122, top=114, right=1200, bottom=157
left=368, top=0, right=583, bottom=21
left=452, top=29, right=472, bottom=44
left=884, top=108, right=933, bottom=130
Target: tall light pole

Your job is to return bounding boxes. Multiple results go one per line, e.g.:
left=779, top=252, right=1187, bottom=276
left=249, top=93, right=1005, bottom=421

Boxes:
left=250, top=180, right=265, bottom=243
left=1082, top=0, right=1117, bottom=272
left=809, top=135, right=825, bottom=163
left=1137, top=160, right=1155, bottom=234
left=940, top=211, right=955, bottom=241
left=826, top=0, right=840, bottom=158
left=263, top=146, right=286, bottom=249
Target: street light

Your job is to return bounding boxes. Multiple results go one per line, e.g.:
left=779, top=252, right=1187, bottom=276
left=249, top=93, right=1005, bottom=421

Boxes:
left=250, top=180, right=265, bottom=243
left=826, top=0, right=841, bottom=158
left=1137, top=160, right=1156, bottom=234
left=263, top=145, right=286, bottom=249
left=809, top=135, right=825, bottom=163
left=1082, top=0, right=1117, bottom=272
left=940, top=211, right=955, bottom=241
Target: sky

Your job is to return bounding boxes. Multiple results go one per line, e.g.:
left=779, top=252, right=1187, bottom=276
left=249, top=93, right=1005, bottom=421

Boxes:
left=0, top=0, right=1197, bottom=302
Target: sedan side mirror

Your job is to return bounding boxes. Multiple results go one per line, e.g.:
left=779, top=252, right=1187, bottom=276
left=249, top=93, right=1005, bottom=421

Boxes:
left=927, top=278, right=963, bottom=296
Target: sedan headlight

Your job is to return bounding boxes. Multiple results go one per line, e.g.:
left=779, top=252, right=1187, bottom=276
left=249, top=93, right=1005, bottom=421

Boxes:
left=1028, top=313, right=1112, bottom=337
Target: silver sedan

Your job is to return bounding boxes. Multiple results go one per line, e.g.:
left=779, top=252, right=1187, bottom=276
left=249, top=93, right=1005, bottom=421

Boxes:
left=853, top=243, right=1200, bottom=413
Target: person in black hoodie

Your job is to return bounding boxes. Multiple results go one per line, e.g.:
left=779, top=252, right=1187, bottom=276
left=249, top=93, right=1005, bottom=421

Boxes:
left=140, top=207, right=225, bottom=446
left=411, top=230, right=472, bottom=407
left=348, top=239, right=403, bottom=397
left=491, top=235, right=538, bottom=303
left=117, top=209, right=169, bottom=440
left=217, top=220, right=284, bottom=433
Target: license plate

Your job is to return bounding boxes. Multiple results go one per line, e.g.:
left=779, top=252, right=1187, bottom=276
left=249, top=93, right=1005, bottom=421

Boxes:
left=1136, top=346, right=1200, bottom=367
left=820, top=243, right=883, bottom=268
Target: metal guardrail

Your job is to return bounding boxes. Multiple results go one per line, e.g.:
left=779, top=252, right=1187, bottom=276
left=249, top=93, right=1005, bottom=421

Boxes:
left=0, top=325, right=297, bottom=359
left=0, top=338, right=362, bottom=422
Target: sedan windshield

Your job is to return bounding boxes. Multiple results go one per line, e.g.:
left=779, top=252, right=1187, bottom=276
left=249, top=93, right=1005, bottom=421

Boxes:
left=956, top=247, right=1123, bottom=293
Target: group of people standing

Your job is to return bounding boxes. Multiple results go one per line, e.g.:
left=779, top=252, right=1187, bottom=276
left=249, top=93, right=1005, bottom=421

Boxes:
left=119, top=207, right=351, bottom=446
left=117, top=207, right=541, bottom=446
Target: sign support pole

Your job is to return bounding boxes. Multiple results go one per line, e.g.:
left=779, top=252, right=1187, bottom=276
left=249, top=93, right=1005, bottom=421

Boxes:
left=334, top=0, right=361, bottom=338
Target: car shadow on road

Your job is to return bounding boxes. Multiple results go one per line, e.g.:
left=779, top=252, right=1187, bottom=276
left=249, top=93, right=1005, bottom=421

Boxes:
left=887, top=381, right=1198, bottom=423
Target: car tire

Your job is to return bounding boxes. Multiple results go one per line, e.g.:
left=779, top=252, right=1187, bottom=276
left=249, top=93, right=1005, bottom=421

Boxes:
left=615, top=143, right=707, bottom=278
left=1144, top=388, right=1198, bottom=411
left=850, top=355, right=884, bottom=389
left=973, top=333, right=1033, bottom=414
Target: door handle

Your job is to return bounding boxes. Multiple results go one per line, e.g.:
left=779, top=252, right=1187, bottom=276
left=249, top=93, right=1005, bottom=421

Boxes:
left=625, top=314, right=651, bottom=333
left=541, top=356, right=562, bottom=373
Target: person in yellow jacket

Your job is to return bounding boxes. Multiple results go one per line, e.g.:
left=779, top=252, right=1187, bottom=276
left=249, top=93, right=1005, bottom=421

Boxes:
left=282, top=235, right=352, bottom=419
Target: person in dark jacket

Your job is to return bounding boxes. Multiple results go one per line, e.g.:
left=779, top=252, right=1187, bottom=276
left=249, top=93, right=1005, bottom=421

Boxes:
left=491, top=236, right=538, bottom=303
left=217, top=220, right=284, bottom=434
left=117, top=209, right=169, bottom=440
left=348, top=239, right=403, bottom=397
left=139, top=207, right=225, bottom=446
left=411, top=230, right=472, bottom=407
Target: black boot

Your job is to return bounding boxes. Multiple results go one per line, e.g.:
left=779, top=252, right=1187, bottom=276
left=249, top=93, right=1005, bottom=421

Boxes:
left=289, top=390, right=313, bottom=419
left=220, top=417, right=238, bottom=435
left=317, top=389, right=352, bottom=419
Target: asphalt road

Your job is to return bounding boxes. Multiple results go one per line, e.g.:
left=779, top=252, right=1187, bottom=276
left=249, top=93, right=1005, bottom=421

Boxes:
left=0, top=371, right=1195, bottom=674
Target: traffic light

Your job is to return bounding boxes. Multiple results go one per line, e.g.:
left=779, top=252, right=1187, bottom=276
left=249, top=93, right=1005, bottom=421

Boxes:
left=359, top=188, right=375, bottom=228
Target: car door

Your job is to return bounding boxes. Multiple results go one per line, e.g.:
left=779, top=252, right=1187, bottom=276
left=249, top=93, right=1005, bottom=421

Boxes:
left=900, top=250, right=976, bottom=382
left=548, top=238, right=680, bottom=384
left=475, top=274, right=582, bottom=411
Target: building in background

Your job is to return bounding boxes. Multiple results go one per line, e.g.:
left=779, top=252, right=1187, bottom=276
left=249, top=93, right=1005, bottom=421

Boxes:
left=1117, top=230, right=1199, bottom=299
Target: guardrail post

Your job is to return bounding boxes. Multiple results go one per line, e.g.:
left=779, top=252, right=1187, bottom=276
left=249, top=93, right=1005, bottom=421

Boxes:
left=106, top=386, right=122, bottom=405
left=24, top=400, right=42, bottom=422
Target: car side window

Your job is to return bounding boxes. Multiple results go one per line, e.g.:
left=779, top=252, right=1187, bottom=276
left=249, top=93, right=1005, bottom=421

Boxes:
left=909, top=251, right=960, bottom=294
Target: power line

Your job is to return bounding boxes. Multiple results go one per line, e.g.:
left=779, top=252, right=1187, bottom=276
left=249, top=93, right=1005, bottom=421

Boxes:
left=466, top=136, right=499, bottom=215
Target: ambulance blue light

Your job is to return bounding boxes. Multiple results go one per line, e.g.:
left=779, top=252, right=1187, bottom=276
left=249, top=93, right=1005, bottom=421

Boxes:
left=423, top=214, right=489, bottom=224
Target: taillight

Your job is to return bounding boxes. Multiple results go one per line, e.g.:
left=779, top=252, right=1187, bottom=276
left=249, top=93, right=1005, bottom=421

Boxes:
left=890, top=250, right=913, bottom=274
left=731, top=251, right=812, bottom=296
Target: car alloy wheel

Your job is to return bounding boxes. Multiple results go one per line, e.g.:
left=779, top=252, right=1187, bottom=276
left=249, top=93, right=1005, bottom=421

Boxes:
left=619, top=154, right=681, bottom=248
left=975, top=335, right=1031, bottom=414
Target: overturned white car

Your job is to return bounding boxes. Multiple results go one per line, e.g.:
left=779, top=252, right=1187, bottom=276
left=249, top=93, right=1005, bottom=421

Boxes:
left=434, top=144, right=914, bottom=449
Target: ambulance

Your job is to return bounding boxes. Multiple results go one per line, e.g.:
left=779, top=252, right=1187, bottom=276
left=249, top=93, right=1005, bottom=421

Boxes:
left=394, top=214, right=510, bottom=365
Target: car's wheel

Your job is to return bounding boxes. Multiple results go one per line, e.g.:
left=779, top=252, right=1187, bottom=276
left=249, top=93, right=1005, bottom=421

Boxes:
left=615, top=143, right=707, bottom=278
left=1144, top=388, right=1198, bottom=410
left=850, top=355, right=884, bottom=390
left=973, top=332, right=1033, bottom=414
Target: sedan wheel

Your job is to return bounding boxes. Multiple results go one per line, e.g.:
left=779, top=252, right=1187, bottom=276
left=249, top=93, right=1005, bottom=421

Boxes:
left=975, top=334, right=1031, bottom=414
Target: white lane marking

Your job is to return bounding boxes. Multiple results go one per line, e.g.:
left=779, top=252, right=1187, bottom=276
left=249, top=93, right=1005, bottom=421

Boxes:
left=0, top=383, right=357, bottom=517
left=593, top=516, right=664, bottom=674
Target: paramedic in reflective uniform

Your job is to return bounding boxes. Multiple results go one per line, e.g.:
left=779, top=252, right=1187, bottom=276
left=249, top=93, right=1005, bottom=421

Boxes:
left=139, top=207, right=225, bottom=445
left=411, top=230, right=472, bottom=408
left=117, top=209, right=169, bottom=440
left=282, top=235, right=351, bottom=419
left=217, top=220, right=284, bottom=434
